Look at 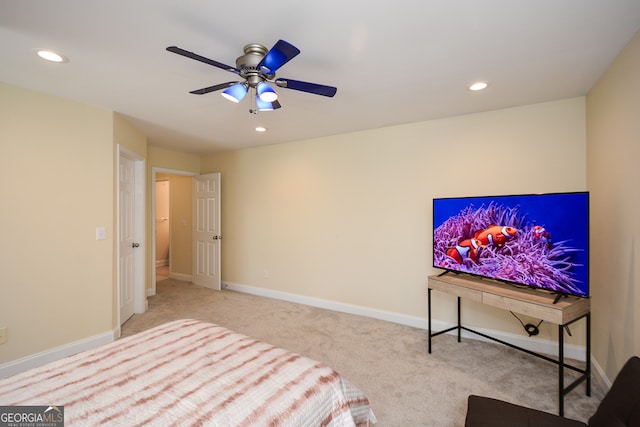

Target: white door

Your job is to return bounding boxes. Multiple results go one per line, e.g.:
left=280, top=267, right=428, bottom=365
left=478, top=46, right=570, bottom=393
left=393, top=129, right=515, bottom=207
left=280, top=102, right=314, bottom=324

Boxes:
left=192, top=173, right=221, bottom=290
left=119, top=155, right=137, bottom=323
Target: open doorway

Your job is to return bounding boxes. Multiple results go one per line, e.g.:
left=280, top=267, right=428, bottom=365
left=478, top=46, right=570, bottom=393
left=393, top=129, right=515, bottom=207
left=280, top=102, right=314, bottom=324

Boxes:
left=150, top=168, right=198, bottom=296
left=155, top=178, right=170, bottom=281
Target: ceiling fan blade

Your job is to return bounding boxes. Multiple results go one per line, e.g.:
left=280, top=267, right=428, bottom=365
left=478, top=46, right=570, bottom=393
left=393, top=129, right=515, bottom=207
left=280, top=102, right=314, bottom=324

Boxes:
left=257, top=40, right=300, bottom=74
left=265, top=100, right=282, bottom=110
left=275, top=78, right=337, bottom=97
left=190, top=81, right=238, bottom=95
left=255, top=97, right=282, bottom=111
left=167, top=46, right=240, bottom=75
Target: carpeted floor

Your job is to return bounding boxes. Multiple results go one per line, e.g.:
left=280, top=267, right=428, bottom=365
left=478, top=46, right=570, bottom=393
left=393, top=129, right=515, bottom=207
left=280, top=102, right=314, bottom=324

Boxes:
left=121, top=278, right=604, bottom=426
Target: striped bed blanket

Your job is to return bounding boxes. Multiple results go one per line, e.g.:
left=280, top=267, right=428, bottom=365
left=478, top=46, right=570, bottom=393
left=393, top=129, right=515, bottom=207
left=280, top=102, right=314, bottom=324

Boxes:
left=0, top=319, right=375, bottom=426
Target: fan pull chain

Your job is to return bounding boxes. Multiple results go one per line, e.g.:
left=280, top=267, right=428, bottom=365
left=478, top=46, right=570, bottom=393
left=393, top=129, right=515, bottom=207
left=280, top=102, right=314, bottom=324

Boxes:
left=249, top=87, right=259, bottom=114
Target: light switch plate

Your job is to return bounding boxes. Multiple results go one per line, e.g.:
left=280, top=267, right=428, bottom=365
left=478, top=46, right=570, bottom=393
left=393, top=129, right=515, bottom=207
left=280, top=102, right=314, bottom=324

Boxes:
left=96, top=226, right=106, bottom=240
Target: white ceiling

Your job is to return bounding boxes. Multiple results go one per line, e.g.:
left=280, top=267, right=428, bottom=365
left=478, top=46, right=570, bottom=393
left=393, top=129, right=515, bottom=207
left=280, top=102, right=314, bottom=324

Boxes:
left=2, top=1, right=639, bottom=154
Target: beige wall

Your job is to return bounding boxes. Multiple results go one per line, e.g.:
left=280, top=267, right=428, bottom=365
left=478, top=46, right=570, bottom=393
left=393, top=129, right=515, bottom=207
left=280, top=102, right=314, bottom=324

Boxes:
left=587, top=30, right=640, bottom=380
left=0, top=83, right=114, bottom=363
left=147, top=146, right=200, bottom=173
left=168, top=175, right=193, bottom=275
left=201, top=97, right=587, bottom=345
left=155, top=181, right=170, bottom=264
left=114, top=113, right=146, bottom=158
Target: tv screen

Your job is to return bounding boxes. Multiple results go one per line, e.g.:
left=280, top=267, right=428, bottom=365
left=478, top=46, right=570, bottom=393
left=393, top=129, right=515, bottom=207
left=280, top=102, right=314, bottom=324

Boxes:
left=433, top=192, right=589, bottom=298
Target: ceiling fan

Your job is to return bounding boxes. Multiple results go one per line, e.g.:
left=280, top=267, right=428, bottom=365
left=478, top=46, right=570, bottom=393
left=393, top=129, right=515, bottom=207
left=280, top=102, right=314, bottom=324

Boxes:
left=166, top=40, right=337, bottom=114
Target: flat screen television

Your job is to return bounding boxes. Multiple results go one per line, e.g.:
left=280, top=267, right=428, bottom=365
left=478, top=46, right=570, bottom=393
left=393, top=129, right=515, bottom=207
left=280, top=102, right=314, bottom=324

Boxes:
left=433, top=192, right=589, bottom=298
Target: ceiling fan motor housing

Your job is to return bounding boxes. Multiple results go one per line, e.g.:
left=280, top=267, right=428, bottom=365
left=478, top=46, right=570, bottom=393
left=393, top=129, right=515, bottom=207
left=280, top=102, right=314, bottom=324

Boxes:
left=236, top=44, right=273, bottom=87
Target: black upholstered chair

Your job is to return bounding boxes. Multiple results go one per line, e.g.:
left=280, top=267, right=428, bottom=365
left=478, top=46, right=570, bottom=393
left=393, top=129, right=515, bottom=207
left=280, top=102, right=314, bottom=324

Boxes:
left=465, top=356, right=640, bottom=427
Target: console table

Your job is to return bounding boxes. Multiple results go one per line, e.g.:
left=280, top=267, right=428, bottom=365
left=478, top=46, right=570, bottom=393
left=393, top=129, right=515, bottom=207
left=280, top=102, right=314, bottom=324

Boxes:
left=427, top=273, right=591, bottom=416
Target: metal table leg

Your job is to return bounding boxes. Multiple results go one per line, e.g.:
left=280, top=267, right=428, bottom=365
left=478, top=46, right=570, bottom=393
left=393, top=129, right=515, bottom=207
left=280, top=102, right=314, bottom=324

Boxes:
left=428, top=288, right=432, bottom=354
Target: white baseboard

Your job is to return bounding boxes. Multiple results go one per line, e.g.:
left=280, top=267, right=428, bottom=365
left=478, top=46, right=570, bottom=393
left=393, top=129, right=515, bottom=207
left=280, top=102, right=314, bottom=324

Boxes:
left=591, top=358, right=611, bottom=389
left=0, top=329, right=116, bottom=379
left=1, top=284, right=607, bottom=388
left=222, top=281, right=588, bottom=361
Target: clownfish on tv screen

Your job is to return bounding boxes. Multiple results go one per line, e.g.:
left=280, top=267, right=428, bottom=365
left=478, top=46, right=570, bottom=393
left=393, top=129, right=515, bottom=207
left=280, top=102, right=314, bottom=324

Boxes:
left=432, top=192, right=589, bottom=298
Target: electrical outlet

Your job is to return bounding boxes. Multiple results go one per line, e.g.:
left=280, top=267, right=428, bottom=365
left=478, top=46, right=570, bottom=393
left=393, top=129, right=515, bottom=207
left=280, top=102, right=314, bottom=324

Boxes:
left=0, top=327, right=7, bottom=344
left=263, top=270, right=269, bottom=279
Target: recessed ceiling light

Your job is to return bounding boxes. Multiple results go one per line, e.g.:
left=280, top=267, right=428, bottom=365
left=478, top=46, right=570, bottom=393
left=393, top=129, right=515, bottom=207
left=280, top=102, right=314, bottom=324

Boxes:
left=255, top=126, right=267, bottom=132
left=35, top=49, right=69, bottom=63
left=469, top=82, right=488, bottom=91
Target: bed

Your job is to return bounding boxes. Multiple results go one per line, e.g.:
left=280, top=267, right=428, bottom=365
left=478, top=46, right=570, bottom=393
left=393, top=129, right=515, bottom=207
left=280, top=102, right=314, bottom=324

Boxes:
left=0, top=319, right=375, bottom=426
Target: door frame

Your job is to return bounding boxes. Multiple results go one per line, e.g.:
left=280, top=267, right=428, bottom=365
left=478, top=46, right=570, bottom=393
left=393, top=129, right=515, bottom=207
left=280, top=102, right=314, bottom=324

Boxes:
left=150, top=167, right=198, bottom=296
left=116, top=145, right=146, bottom=331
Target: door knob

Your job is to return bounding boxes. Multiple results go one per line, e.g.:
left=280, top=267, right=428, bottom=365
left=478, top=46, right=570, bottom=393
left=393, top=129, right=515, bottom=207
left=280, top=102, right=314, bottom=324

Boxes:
left=132, top=242, right=140, bottom=248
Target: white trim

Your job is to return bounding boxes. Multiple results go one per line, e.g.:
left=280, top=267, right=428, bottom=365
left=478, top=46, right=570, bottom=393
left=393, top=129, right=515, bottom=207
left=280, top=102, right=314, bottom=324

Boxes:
left=0, top=330, right=116, bottom=379
left=133, top=159, right=146, bottom=314
left=591, top=358, right=611, bottom=389
left=222, top=281, right=588, bottom=361
left=223, top=281, right=428, bottom=328
left=1, top=284, right=603, bottom=387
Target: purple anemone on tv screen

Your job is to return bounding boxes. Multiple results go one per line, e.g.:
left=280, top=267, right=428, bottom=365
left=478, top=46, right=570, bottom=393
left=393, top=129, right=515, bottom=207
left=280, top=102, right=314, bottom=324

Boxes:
left=433, top=192, right=589, bottom=298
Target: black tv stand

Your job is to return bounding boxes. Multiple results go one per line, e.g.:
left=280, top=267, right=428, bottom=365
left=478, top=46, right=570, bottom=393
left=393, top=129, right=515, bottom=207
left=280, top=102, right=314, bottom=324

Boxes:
left=427, top=273, right=591, bottom=417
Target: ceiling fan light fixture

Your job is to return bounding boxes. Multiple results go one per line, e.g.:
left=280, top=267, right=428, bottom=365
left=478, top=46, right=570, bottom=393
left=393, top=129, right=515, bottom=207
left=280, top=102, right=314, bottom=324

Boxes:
left=257, top=82, right=278, bottom=103
left=256, top=96, right=275, bottom=111
left=221, top=83, right=248, bottom=102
